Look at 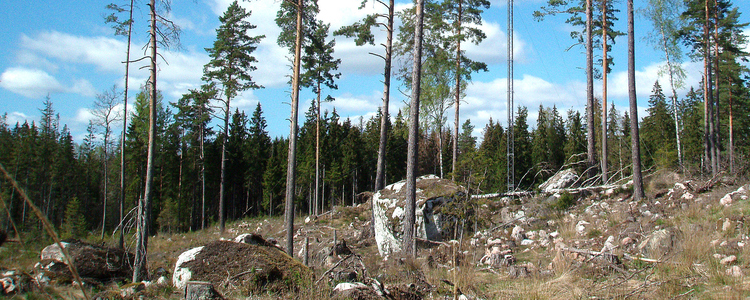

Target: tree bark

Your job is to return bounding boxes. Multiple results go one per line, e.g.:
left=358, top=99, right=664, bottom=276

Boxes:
left=452, top=0, right=463, bottom=181
left=627, top=0, right=644, bottom=201
left=660, top=28, right=683, bottom=169
left=119, top=0, right=134, bottom=249
left=374, top=0, right=395, bottom=192
left=219, top=94, right=230, bottom=232
left=315, top=82, right=321, bottom=216
left=403, top=0, right=425, bottom=258
left=284, top=0, right=304, bottom=257
left=601, top=0, right=608, bottom=184
left=712, top=0, right=720, bottom=173
left=703, top=0, right=713, bottom=175
left=586, top=0, right=596, bottom=177
left=133, top=0, right=157, bottom=282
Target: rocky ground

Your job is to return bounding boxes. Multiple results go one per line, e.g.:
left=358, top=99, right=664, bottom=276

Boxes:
left=2, top=170, right=750, bottom=299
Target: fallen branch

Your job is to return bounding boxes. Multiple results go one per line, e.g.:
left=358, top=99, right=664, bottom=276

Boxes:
left=316, top=254, right=364, bottom=284
left=695, top=172, right=724, bottom=193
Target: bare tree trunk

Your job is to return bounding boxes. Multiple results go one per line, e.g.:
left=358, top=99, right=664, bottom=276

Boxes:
left=712, top=1, right=720, bottom=173
left=729, top=83, right=734, bottom=172
left=315, top=83, right=321, bottom=216
left=703, top=0, right=713, bottom=175
left=133, top=0, right=157, bottom=282
left=586, top=0, right=596, bottom=177
left=452, top=0, right=463, bottom=181
left=101, top=129, right=109, bottom=240
left=601, top=0, right=608, bottom=184
left=627, top=0, right=644, bottom=201
left=374, top=0, right=395, bottom=192
left=403, top=0, right=425, bottom=258
left=284, top=0, right=304, bottom=257
left=660, top=29, right=683, bottom=169
left=200, top=120, right=206, bottom=230
left=119, top=0, right=134, bottom=249
left=219, top=94, right=230, bottom=232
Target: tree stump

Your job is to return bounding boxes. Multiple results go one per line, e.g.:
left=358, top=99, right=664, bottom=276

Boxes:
left=185, top=281, right=224, bottom=300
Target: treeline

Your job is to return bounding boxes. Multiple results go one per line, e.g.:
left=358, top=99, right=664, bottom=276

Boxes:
left=2, top=75, right=748, bottom=238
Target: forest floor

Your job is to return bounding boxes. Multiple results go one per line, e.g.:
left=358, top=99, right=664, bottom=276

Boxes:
left=3, top=170, right=750, bottom=299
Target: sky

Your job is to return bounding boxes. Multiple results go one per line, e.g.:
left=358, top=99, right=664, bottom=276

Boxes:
left=0, top=0, right=748, bottom=143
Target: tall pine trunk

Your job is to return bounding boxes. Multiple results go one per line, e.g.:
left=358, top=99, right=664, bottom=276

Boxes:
left=133, top=0, right=157, bottom=282
left=627, top=0, right=644, bottom=200
left=374, top=0, right=395, bottom=192
left=712, top=1, right=720, bottom=173
left=315, top=82, right=321, bottom=216
left=601, top=0, right=608, bottom=183
left=452, top=0, right=463, bottom=181
left=219, top=93, right=230, bottom=232
left=585, top=0, right=596, bottom=177
left=119, top=0, right=134, bottom=249
left=404, top=0, right=425, bottom=257
left=284, top=0, right=304, bottom=257
left=702, top=0, right=713, bottom=175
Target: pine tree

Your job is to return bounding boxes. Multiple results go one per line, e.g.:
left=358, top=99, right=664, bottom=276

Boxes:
left=203, top=0, right=264, bottom=232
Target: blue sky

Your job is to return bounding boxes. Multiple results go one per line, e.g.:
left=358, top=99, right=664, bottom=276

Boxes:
left=1, top=0, right=748, bottom=143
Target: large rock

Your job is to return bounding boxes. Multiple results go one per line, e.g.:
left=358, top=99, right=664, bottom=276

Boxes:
left=372, top=175, right=466, bottom=256
left=37, top=240, right=134, bottom=283
left=539, top=168, right=579, bottom=193
left=173, top=240, right=312, bottom=296
left=638, top=228, right=680, bottom=259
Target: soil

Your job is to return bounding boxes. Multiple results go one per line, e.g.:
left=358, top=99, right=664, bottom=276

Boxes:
left=181, top=240, right=312, bottom=296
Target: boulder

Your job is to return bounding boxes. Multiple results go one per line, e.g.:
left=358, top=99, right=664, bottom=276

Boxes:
left=331, top=282, right=381, bottom=300
left=372, top=175, right=466, bottom=256
left=638, top=228, right=680, bottom=259
left=37, top=240, right=134, bottom=283
left=172, top=240, right=311, bottom=296
left=539, top=168, right=579, bottom=193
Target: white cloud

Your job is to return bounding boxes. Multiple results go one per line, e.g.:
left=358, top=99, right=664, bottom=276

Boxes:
left=74, top=108, right=96, bottom=124
left=0, top=67, right=65, bottom=98
left=4, top=111, right=33, bottom=126
left=0, top=67, right=98, bottom=99
left=20, top=31, right=126, bottom=73
left=607, top=60, right=703, bottom=99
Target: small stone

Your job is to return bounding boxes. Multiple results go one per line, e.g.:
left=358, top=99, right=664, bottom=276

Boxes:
left=720, top=241, right=728, bottom=247
left=576, top=220, right=590, bottom=235
left=682, top=192, right=694, bottom=200
left=521, top=239, right=534, bottom=246
left=739, top=242, right=746, bottom=248
left=512, top=225, right=526, bottom=242
left=720, top=194, right=733, bottom=206
left=711, top=239, right=721, bottom=247
left=726, top=266, right=743, bottom=277
left=723, top=219, right=733, bottom=232
left=549, top=231, right=560, bottom=238
left=621, top=237, right=635, bottom=246
left=721, top=255, right=737, bottom=265
left=714, top=253, right=727, bottom=259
